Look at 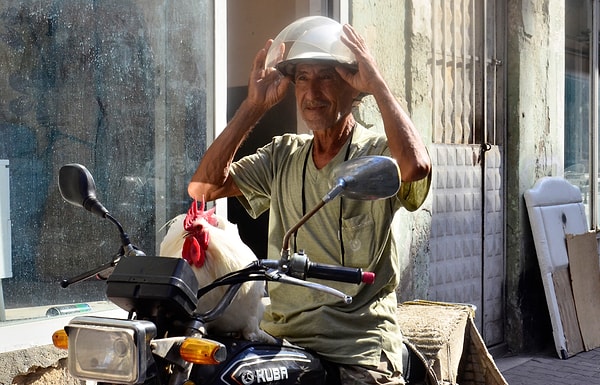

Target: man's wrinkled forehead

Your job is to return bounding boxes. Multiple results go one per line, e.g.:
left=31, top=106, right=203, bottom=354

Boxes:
left=294, top=62, right=339, bottom=77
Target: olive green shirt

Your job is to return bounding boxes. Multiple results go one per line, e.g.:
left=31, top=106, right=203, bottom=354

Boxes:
left=230, top=124, right=430, bottom=371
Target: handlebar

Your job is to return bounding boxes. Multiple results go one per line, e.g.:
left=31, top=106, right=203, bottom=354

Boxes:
left=193, top=254, right=377, bottom=322
left=306, top=262, right=375, bottom=284
left=272, top=251, right=376, bottom=285
left=196, top=253, right=376, bottom=314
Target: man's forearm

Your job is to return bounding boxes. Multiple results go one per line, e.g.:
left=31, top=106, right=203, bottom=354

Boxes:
left=372, top=84, right=431, bottom=182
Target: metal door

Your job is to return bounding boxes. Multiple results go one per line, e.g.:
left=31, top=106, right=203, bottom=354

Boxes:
left=428, top=0, right=506, bottom=346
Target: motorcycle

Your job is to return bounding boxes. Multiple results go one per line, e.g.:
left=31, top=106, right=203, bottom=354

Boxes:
left=51, top=156, right=427, bottom=385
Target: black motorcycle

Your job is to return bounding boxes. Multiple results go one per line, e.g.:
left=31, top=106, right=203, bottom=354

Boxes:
left=51, top=156, right=426, bottom=385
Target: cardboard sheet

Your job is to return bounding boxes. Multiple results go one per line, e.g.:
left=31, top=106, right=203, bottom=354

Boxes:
left=566, top=232, right=600, bottom=350
left=551, top=266, right=584, bottom=355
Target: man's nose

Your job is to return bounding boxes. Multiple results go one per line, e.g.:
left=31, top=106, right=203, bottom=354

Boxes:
left=306, top=79, right=323, bottom=98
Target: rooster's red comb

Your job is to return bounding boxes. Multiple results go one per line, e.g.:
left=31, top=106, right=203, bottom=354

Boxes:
left=181, top=198, right=217, bottom=268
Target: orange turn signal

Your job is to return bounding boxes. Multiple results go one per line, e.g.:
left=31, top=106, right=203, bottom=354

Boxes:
left=52, top=329, right=69, bottom=350
left=179, top=337, right=226, bottom=365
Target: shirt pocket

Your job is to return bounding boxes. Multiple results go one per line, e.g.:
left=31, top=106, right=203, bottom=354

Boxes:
left=342, top=214, right=376, bottom=268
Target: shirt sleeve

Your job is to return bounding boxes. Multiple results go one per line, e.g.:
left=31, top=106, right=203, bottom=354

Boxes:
left=229, top=134, right=311, bottom=219
left=397, top=145, right=432, bottom=211
left=397, top=170, right=432, bottom=212
left=374, top=134, right=432, bottom=212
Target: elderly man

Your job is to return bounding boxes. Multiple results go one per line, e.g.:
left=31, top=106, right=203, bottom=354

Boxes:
left=188, top=16, right=431, bottom=385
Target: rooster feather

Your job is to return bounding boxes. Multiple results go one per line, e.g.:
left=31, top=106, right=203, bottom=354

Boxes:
left=159, top=199, right=274, bottom=343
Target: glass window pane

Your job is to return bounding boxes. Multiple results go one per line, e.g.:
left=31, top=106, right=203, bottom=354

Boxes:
left=565, top=0, right=591, bottom=216
left=0, top=0, right=212, bottom=322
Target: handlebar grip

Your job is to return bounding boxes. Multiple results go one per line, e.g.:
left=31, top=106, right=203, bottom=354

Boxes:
left=306, top=262, right=375, bottom=284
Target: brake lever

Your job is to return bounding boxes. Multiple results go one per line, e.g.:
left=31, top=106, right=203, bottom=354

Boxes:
left=265, top=269, right=352, bottom=304
left=60, top=253, right=121, bottom=288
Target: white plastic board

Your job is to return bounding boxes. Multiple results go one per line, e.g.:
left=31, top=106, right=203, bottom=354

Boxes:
left=524, top=177, right=588, bottom=358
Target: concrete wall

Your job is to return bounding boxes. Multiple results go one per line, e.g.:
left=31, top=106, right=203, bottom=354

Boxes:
left=348, top=1, right=434, bottom=301
left=504, top=0, right=566, bottom=352
left=0, top=346, right=80, bottom=385
left=350, top=0, right=567, bottom=353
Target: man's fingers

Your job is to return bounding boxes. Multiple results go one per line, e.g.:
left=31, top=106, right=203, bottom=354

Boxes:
left=275, top=42, right=286, bottom=66
left=342, top=24, right=362, bottom=49
left=252, top=39, right=274, bottom=71
left=335, top=65, right=353, bottom=83
left=344, top=26, right=371, bottom=60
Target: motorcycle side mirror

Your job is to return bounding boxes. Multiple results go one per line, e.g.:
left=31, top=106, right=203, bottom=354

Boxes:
left=58, top=164, right=145, bottom=288
left=58, top=163, right=109, bottom=218
left=281, top=156, right=400, bottom=257
left=327, top=155, right=400, bottom=202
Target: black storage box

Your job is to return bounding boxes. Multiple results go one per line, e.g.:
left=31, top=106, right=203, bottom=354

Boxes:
left=106, top=256, right=198, bottom=318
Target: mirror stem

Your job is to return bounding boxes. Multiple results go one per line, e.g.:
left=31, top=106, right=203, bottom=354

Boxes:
left=105, top=213, right=145, bottom=256
left=322, top=180, right=346, bottom=203
left=281, top=200, right=326, bottom=263
left=280, top=180, right=347, bottom=264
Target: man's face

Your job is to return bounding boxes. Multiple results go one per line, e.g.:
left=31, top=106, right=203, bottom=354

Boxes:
left=294, top=62, right=357, bottom=131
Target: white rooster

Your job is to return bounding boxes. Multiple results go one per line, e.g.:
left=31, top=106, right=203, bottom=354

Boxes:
left=160, top=199, right=275, bottom=343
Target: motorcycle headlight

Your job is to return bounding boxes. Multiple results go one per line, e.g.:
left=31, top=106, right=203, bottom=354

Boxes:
left=65, top=316, right=156, bottom=384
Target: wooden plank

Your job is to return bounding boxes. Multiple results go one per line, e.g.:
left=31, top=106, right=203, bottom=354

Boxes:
left=566, top=232, right=600, bottom=350
left=551, top=267, right=584, bottom=356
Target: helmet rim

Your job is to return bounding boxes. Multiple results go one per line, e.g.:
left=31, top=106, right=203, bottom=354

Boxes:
left=266, top=16, right=357, bottom=77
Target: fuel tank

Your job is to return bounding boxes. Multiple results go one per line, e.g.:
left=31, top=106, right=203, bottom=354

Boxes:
left=191, top=337, right=327, bottom=385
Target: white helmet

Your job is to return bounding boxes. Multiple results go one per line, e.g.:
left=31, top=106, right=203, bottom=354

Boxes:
left=265, top=16, right=357, bottom=77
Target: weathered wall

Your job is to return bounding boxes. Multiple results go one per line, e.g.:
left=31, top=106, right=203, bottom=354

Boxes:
left=348, top=1, right=434, bottom=301
left=505, top=0, right=565, bottom=352
left=350, top=0, right=567, bottom=354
